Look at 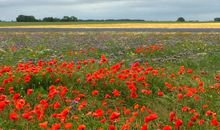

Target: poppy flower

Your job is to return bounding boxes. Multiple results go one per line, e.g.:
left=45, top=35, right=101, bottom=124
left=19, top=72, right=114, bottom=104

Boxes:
left=13, top=93, right=20, bottom=101
left=78, top=101, right=87, bottom=110
left=24, top=75, right=31, bottom=83
left=110, top=112, right=120, bottom=120
left=92, top=90, right=99, bottom=96
left=9, top=112, right=19, bottom=121
left=22, top=112, right=32, bottom=120
left=108, top=125, right=116, bottom=130
left=175, top=119, right=183, bottom=128
left=92, top=109, right=104, bottom=118
left=187, top=69, right=193, bottom=74
left=78, top=124, right=86, bottom=130
left=162, top=125, right=172, bottom=130
left=141, top=124, right=148, bottom=130
left=100, top=118, right=107, bottom=123
left=211, top=118, right=219, bottom=126
left=112, top=90, right=120, bottom=97
left=198, top=119, right=205, bottom=126
left=53, top=102, right=60, bottom=109
left=134, top=104, right=139, bottom=110
left=64, top=123, right=73, bottom=129
left=55, top=78, right=61, bottom=83
left=141, top=106, right=146, bottom=113
left=105, top=94, right=111, bottom=99
left=158, top=91, right=164, bottom=97
left=51, top=123, right=61, bottom=130
left=27, top=89, right=33, bottom=96
left=169, top=112, right=175, bottom=122
left=101, top=55, right=108, bottom=63
left=130, top=92, right=138, bottom=98
left=144, top=113, right=158, bottom=123
left=39, top=121, right=48, bottom=129
left=0, top=101, right=7, bottom=111
left=15, top=99, right=25, bottom=110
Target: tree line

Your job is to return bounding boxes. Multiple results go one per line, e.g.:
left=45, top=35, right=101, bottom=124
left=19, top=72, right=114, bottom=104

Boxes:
left=0, top=15, right=220, bottom=22
left=15, top=15, right=146, bottom=22
left=16, top=15, right=78, bottom=22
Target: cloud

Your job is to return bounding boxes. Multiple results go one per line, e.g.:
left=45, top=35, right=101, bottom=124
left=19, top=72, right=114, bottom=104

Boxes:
left=0, top=0, right=219, bottom=21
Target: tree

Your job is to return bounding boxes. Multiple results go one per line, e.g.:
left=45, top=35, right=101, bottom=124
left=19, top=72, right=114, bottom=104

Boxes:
left=61, top=16, right=70, bottom=22
left=43, top=17, right=54, bottom=22
left=61, top=16, right=78, bottom=22
left=214, top=18, right=220, bottom=22
left=177, top=17, right=185, bottom=22
left=70, top=16, right=78, bottom=21
left=43, top=17, right=61, bottom=22
left=16, top=15, right=37, bottom=22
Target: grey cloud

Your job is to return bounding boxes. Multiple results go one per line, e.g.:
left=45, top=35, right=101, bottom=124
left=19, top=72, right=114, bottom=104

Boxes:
left=0, top=0, right=219, bottom=21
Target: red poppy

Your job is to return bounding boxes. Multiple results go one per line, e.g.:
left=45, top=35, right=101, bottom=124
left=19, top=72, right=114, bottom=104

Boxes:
left=175, top=119, right=183, bottom=128
left=101, top=55, right=108, bottom=63
left=169, top=112, right=175, bottom=122
left=39, top=121, right=48, bottom=129
left=92, top=90, right=99, bottom=96
left=9, top=112, right=19, bottom=121
left=110, top=112, right=120, bottom=120
left=24, top=75, right=31, bottom=83
left=105, top=94, right=111, bottom=99
left=134, top=104, right=139, bottom=110
left=130, top=92, right=138, bottom=98
left=0, top=101, right=7, bottom=111
left=198, top=119, right=205, bottom=126
left=15, top=99, right=25, bottom=110
left=13, top=93, right=20, bottom=101
left=141, top=124, right=148, bottom=130
left=51, top=123, right=61, bottom=130
left=64, top=123, right=73, bottom=129
left=92, top=109, right=104, bottom=118
left=78, top=101, right=87, bottom=110
left=162, top=125, right=172, bottom=130
left=187, top=69, right=193, bottom=74
left=108, top=125, right=116, bottom=130
left=27, top=89, right=33, bottom=96
left=100, top=118, right=107, bottom=123
left=22, top=112, right=32, bottom=120
left=53, top=102, right=60, bottom=109
left=55, top=78, right=61, bottom=83
left=211, top=118, right=219, bottom=126
left=78, top=124, right=86, bottom=130
left=141, top=106, right=146, bottom=113
left=144, top=113, right=158, bottom=123
left=158, top=91, right=164, bottom=97
left=112, top=90, right=120, bottom=97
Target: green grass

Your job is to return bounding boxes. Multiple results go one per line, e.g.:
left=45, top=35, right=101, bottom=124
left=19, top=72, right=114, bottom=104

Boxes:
left=0, top=21, right=155, bottom=27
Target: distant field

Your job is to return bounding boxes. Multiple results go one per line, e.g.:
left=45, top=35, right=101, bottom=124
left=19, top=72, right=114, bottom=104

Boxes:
left=0, top=22, right=220, bottom=28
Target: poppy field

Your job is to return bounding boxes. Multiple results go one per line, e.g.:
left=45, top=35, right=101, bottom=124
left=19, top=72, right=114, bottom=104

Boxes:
left=0, top=32, right=220, bottom=130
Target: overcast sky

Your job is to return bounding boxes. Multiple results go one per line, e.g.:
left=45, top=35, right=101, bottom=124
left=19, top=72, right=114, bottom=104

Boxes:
left=0, top=0, right=219, bottom=21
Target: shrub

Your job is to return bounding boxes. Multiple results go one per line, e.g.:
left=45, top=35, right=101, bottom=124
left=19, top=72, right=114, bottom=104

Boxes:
left=176, top=17, right=185, bottom=22
left=214, top=18, right=220, bottom=22
left=16, top=15, right=38, bottom=22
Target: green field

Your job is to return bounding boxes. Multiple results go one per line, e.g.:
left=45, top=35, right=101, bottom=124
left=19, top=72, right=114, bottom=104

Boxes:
left=0, top=21, right=159, bottom=27
left=0, top=32, right=220, bottom=129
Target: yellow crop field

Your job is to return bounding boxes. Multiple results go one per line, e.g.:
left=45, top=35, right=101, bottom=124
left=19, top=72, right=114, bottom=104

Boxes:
left=1, top=23, right=220, bottom=28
